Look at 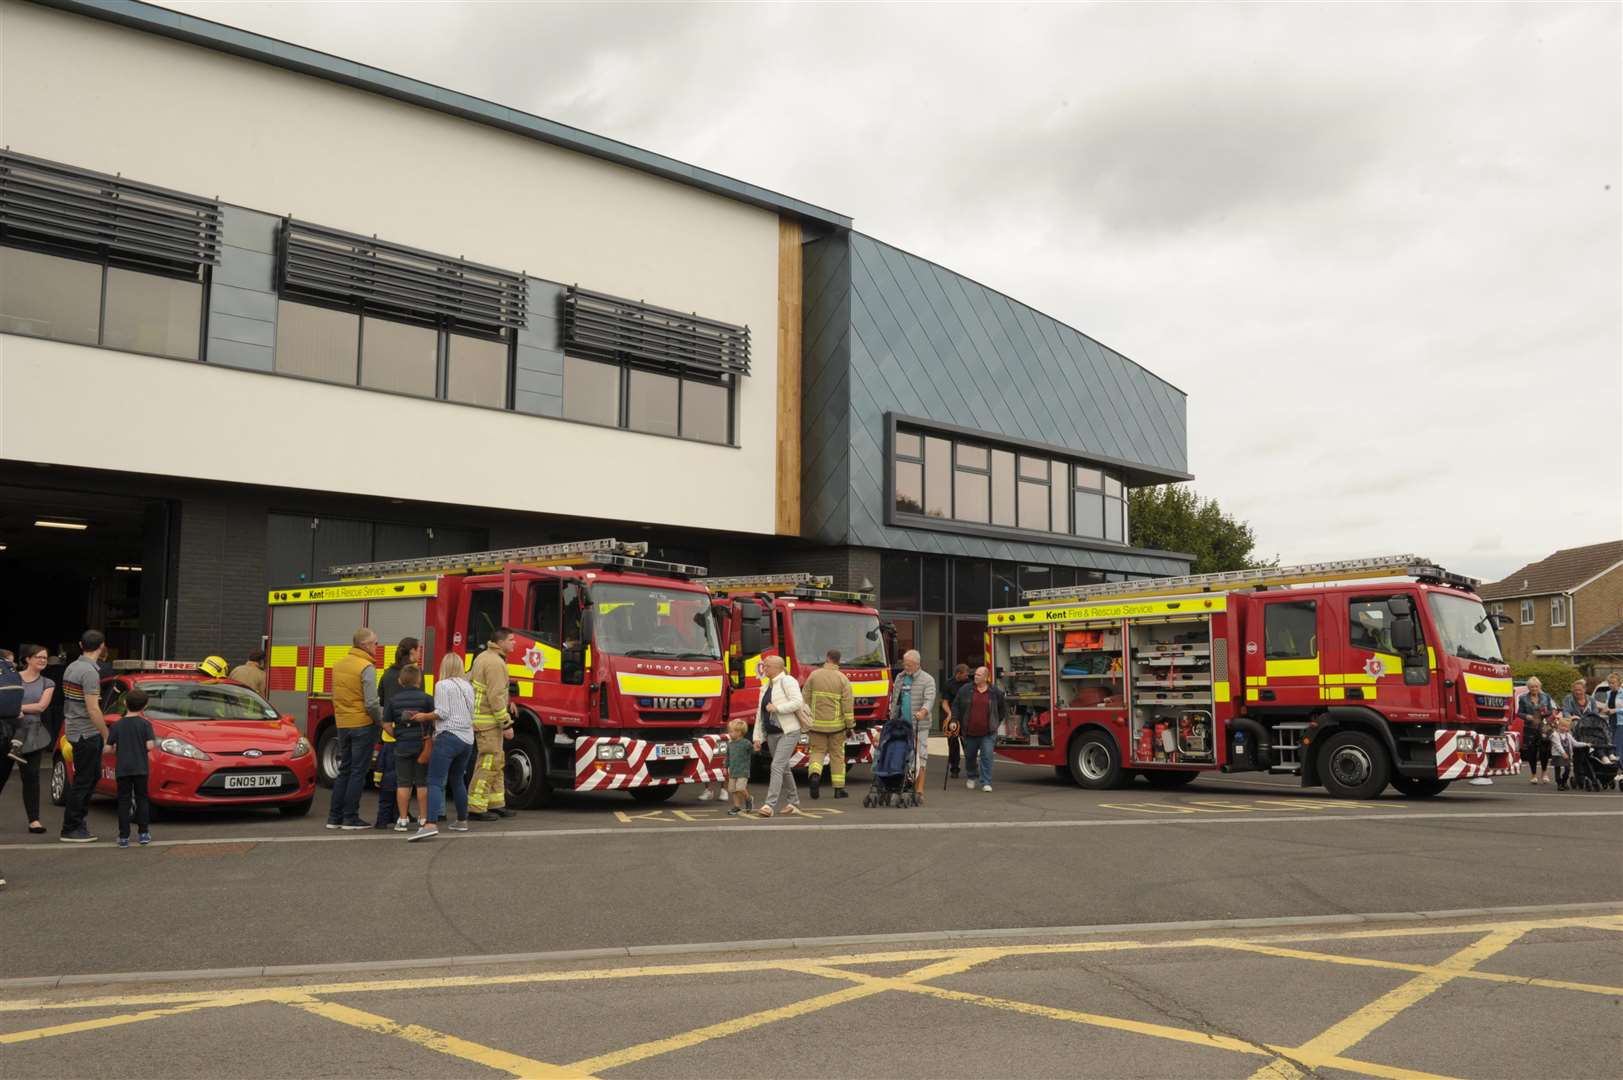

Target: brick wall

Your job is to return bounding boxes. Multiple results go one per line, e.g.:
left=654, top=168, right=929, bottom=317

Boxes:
left=1574, top=565, right=1623, bottom=645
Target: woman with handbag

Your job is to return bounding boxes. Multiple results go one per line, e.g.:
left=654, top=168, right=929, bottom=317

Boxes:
left=0, top=644, right=55, bottom=833
left=1517, top=677, right=1557, bottom=785
left=752, top=654, right=805, bottom=817
left=410, top=653, right=477, bottom=841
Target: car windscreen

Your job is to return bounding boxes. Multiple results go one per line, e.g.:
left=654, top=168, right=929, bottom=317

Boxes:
left=791, top=609, right=886, bottom=668
left=129, top=682, right=280, bottom=722
left=1426, top=593, right=1506, bottom=665
left=592, top=584, right=721, bottom=661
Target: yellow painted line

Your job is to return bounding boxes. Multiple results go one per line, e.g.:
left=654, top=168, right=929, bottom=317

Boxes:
left=1245, top=929, right=1524, bottom=1080
left=1204, top=940, right=1623, bottom=996
left=0, top=993, right=265, bottom=1044
left=289, top=996, right=591, bottom=1079
left=613, top=672, right=723, bottom=696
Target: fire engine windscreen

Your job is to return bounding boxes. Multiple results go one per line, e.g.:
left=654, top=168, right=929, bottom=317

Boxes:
left=591, top=584, right=721, bottom=660
left=792, top=611, right=887, bottom=668
left=126, top=682, right=281, bottom=722
left=1426, top=593, right=1506, bottom=664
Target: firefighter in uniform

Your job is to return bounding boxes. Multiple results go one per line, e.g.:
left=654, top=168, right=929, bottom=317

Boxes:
left=802, top=649, right=854, bottom=799
left=467, top=628, right=518, bottom=820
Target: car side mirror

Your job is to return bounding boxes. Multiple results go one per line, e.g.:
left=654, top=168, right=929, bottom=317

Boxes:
left=1390, top=616, right=1417, bottom=654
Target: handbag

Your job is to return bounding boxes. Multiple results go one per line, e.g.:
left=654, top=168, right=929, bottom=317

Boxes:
left=416, top=739, right=433, bottom=765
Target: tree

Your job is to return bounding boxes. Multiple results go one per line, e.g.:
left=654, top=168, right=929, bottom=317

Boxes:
left=1128, top=485, right=1273, bottom=574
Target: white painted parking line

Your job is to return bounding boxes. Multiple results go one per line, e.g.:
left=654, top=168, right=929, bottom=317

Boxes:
left=0, top=807, right=1616, bottom=853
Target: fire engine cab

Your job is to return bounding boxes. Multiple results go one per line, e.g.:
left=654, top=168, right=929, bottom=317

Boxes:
left=708, top=574, right=891, bottom=778
left=986, top=555, right=1518, bottom=799
left=265, top=539, right=728, bottom=807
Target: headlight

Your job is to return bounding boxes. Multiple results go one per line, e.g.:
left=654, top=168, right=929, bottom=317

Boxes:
left=158, top=736, right=210, bottom=761
left=290, top=736, right=312, bottom=759
left=595, top=743, right=627, bottom=761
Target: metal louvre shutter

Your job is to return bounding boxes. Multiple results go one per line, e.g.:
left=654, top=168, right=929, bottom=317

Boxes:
left=562, top=286, right=750, bottom=380
left=279, top=220, right=527, bottom=332
left=0, top=149, right=220, bottom=274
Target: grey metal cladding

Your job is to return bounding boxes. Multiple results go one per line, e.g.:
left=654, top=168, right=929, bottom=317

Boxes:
left=206, top=206, right=280, bottom=372
left=824, top=231, right=1191, bottom=574
left=799, top=233, right=853, bottom=546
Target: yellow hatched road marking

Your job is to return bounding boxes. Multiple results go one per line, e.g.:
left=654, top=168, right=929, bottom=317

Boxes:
left=1244, top=929, right=1524, bottom=1080
left=289, top=996, right=592, bottom=1079
left=1205, top=939, right=1623, bottom=996
left=0, top=994, right=263, bottom=1044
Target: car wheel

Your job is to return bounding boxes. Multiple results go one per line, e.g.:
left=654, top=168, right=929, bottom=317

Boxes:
left=1069, top=731, right=1124, bottom=789
left=1143, top=770, right=1200, bottom=788
left=1390, top=776, right=1450, bottom=798
left=1319, top=730, right=1391, bottom=799
left=628, top=785, right=677, bottom=803
left=50, top=755, right=67, bottom=806
left=505, top=729, right=552, bottom=810
left=279, top=797, right=315, bottom=817
left=316, top=728, right=338, bottom=788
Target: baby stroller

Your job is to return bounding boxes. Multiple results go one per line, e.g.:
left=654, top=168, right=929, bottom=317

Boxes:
left=864, top=712, right=918, bottom=808
left=1570, top=715, right=1620, bottom=792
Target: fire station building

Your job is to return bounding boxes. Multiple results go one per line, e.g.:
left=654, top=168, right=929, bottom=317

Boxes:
left=0, top=0, right=1193, bottom=683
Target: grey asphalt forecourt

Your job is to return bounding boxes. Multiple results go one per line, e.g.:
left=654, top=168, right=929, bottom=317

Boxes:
left=2, top=758, right=1618, bottom=1079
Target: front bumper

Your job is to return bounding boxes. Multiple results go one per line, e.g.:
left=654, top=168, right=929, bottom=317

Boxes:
left=145, top=754, right=317, bottom=806
left=573, top=734, right=729, bottom=791
left=787, top=727, right=876, bottom=769
left=1434, top=728, right=1520, bottom=780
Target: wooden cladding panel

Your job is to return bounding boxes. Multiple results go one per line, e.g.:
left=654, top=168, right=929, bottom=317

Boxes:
left=776, top=217, right=804, bottom=537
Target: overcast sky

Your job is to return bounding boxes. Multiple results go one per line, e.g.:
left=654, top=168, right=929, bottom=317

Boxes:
left=169, top=1, right=1621, bottom=582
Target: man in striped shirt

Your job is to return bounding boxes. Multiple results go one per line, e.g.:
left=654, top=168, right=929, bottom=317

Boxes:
left=60, top=630, right=110, bottom=843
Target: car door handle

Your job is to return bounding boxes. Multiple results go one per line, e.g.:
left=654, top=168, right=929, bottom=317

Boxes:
left=1259, top=689, right=1276, bottom=701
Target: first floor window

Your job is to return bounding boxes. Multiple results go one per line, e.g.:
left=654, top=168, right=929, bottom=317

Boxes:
left=680, top=378, right=730, bottom=444
left=0, top=246, right=101, bottom=346
left=628, top=368, right=679, bottom=437
left=1520, top=599, right=1534, bottom=625
left=563, top=356, right=732, bottom=442
left=360, top=316, right=437, bottom=397
left=563, top=355, right=622, bottom=426
left=275, top=301, right=360, bottom=384
left=1550, top=596, right=1567, bottom=627
left=447, top=333, right=510, bottom=408
left=0, top=245, right=202, bottom=359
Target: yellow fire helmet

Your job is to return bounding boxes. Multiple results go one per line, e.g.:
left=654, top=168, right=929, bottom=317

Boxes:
left=198, top=655, right=229, bottom=679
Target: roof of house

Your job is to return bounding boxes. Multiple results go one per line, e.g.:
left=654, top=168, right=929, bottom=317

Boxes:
left=31, top=0, right=851, bottom=229
left=1575, top=619, right=1623, bottom=658
left=1479, top=540, right=1623, bottom=601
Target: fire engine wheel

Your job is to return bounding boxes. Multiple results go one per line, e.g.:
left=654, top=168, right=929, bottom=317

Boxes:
left=1069, top=732, right=1124, bottom=790
left=50, top=755, right=67, bottom=806
left=628, top=785, right=678, bottom=803
left=316, top=728, right=339, bottom=789
left=1390, top=776, right=1451, bottom=798
left=1319, top=730, right=1391, bottom=800
left=505, top=729, right=552, bottom=810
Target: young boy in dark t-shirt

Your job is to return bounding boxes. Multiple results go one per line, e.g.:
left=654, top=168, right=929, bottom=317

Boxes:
left=383, top=665, right=435, bottom=831
left=107, top=687, right=157, bottom=847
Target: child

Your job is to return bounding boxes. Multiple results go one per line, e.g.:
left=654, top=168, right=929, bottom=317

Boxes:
left=107, top=687, right=156, bottom=847
left=724, top=718, right=753, bottom=816
left=1549, top=715, right=1577, bottom=791
left=384, top=664, right=436, bottom=831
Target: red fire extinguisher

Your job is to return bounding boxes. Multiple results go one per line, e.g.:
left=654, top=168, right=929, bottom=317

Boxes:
left=1136, top=726, right=1154, bottom=762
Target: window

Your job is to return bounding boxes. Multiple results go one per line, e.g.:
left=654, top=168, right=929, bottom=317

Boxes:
left=881, top=551, right=920, bottom=610
left=895, top=432, right=922, bottom=458
left=275, top=301, right=360, bottom=384
left=921, top=556, right=948, bottom=612
left=0, top=247, right=100, bottom=345
left=953, top=444, right=991, bottom=523
left=563, top=355, right=622, bottom=426
left=923, top=437, right=951, bottom=518
left=447, top=334, right=510, bottom=408
left=953, top=559, right=990, bottom=612
left=361, top=316, right=437, bottom=397
left=1075, top=464, right=1105, bottom=539
left=1550, top=596, right=1567, bottom=627
left=991, top=450, right=1016, bottom=527
left=464, top=589, right=504, bottom=651
left=627, top=368, right=679, bottom=436
left=1349, top=598, right=1398, bottom=654
left=1520, top=600, right=1534, bottom=625
left=529, top=580, right=561, bottom=646
left=1050, top=461, right=1069, bottom=533
left=894, top=435, right=924, bottom=516
left=0, top=151, right=217, bottom=359
left=101, top=268, right=202, bottom=359
left=1017, top=455, right=1050, bottom=532
left=1264, top=601, right=1318, bottom=660
left=680, top=379, right=730, bottom=444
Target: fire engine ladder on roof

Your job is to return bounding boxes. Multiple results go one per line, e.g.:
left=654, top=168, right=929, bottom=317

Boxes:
left=706, top=573, right=875, bottom=605
left=1019, top=555, right=1479, bottom=606
left=327, top=539, right=708, bottom=580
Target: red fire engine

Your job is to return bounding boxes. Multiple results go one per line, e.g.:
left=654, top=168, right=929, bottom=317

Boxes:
left=707, top=574, right=891, bottom=778
left=265, top=539, right=728, bottom=807
left=986, top=556, right=1518, bottom=799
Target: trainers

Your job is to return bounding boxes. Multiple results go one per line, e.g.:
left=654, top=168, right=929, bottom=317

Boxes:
left=340, top=819, right=372, bottom=830
left=727, top=806, right=742, bottom=816
left=697, top=788, right=715, bottom=801
left=834, top=788, right=849, bottom=799
left=325, top=822, right=343, bottom=830
left=744, top=795, right=754, bottom=812
left=783, top=804, right=802, bottom=816
left=59, top=827, right=97, bottom=843
left=967, top=779, right=977, bottom=790
left=138, top=832, right=152, bottom=846
left=6, top=750, right=25, bottom=766
left=495, top=807, right=518, bottom=818
left=809, top=770, right=821, bottom=799
left=117, top=836, right=130, bottom=848
left=981, top=784, right=993, bottom=792
left=407, top=826, right=438, bottom=842
left=447, top=820, right=470, bottom=832
left=393, top=819, right=409, bottom=832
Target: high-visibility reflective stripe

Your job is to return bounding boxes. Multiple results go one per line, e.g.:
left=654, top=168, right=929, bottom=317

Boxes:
left=1213, top=681, right=1231, bottom=704
left=850, top=677, right=889, bottom=698
left=1245, top=675, right=1266, bottom=687
left=614, top=673, right=724, bottom=696
left=270, top=645, right=299, bottom=668
left=1264, top=658, right=1320, bottom=679
left=267, top=578, right=438, bottom=604
left=989, top=595, right=1228, bottom=627
left=1463, top=672, right=1513, bottom=696
left=744, top=654, right=762, bottom=680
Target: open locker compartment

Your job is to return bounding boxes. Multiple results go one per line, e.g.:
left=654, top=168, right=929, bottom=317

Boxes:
left=993, top=627, right=1052, bottom=747
left=1055, top=621, right=1126, bottom=711
left=1128, top=615, right=1216, bottom=766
